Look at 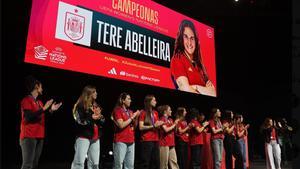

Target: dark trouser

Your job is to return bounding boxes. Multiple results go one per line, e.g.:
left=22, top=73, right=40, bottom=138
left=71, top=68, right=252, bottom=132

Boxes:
left=190, top=145, right=202, bottom=169
left=224, top=136, right=234, bottom=169
left=20, top=138, right=44, bottom=169
left=176, top=139, right=188, bottom=169
left=140, top=141, right=160, bottom=169
left=232, top=139, right=243, bottom=169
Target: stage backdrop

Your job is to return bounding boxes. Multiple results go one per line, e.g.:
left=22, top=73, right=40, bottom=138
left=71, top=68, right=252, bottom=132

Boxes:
left=24, top=0, right=216, bottom=96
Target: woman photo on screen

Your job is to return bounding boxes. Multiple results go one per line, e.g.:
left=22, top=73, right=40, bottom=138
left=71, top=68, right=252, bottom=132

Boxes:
left=111, top=92, right=140, bottom=169
left=71, top=85, right=105, bottom=169
left=19, top=76, right=62, bottom=169
left=175, top=107, right=191, bottom=169
left=158, top=105, right=180, bottom=169
left=139, top=95, right=164, bottom=169
left=170, top=19, right=216, bottom=96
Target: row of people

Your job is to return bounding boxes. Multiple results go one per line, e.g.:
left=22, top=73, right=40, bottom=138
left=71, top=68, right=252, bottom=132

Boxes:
left=21, top=77, right=289, bottom=169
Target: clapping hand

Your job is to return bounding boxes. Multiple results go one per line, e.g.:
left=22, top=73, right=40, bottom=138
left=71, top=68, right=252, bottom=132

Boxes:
left=50, top=102, right=62, bottom=112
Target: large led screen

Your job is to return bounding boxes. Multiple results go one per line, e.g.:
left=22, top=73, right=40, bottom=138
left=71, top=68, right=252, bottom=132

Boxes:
left=24, top=0, right=217, bottom=96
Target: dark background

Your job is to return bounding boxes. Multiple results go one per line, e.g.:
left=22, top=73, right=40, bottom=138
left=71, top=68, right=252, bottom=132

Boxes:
left=1, top=0, right=295, bottom=168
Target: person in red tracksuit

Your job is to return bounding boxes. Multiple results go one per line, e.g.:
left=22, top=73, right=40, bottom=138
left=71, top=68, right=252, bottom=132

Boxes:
left=189, top=108, right=209, bottom=169
left=158, top=105, right=180, bottom=169
left=111, top=93, right=140, bottom=169
left=139, top=95, right=164, bottom=169
left=209, top=108, right=227, bottom=169
left=175, top=107, right=192, bottom=169
left=19, top=76, right=62, bottom=169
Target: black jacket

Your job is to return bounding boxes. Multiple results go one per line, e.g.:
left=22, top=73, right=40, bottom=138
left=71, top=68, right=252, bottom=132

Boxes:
left=73, top=103, right=105, bottom=139
left=262, top=127, right=279, bottom=144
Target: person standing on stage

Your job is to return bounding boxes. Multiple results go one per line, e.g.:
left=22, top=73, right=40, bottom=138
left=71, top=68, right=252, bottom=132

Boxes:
left=175, top=107, right=191, bottom=169
left=277, top=118, right=293, bottom=165
left=111, top=93, right=140, bottom=169
left=71, top=85, right=105, bottom=169
left=235, top=114, right=249, bottom=169
left=189, top=108, right=209, bottom=169
left=261, top=118, right=282, bottom=169
left=222, top=110, right=235, bottom=169
left=209, top=108, right=227, bottom=169
left=19, top=76, right=62, bottom=169
left=158, top=105, right=180, bottom=169
left=139, top=95, right=164, bottom=169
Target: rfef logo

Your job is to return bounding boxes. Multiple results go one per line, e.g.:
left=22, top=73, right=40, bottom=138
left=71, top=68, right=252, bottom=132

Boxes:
left=55, top=1, right=93, bottom=46
left=64, top=12, right=85, bottom=41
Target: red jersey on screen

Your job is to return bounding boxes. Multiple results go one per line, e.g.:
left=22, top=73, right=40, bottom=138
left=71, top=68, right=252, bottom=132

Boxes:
left=160, top=116, right=175, bottom=146
left=170, top=53, right=206, bottom=86
left=20, top=96, right=45, bottom=139
left=176, top=120, right=189, bottom=142
left=209, top=119, right=224, bottom=140
left=139, top=110, right=159, bottom=141
left=189, top=119, right=204, bottom=145
left=113, top=107, right=135, bottom=143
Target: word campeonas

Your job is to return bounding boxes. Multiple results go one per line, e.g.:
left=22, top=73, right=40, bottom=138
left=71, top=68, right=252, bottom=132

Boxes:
left=112, top=0, right=159, bottom=25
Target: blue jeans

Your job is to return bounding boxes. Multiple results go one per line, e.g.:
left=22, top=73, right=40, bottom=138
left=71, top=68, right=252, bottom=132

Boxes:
left=71, top=138, right=100, bottom=169
left=113, top=142, right=135, bottom=169
left=238, top=139, right=246, bottom=169
left=211, top=139, right=223, bottom=169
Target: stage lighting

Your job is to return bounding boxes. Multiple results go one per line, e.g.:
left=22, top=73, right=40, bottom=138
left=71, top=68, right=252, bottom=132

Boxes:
left=234, top=0, right=239, bottom=2
left=108, top=151, right=113, bottom=156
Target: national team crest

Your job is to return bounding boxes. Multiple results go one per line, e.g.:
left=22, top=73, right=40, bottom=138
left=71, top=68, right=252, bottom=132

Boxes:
left=64, top=12, right=85, bottom=41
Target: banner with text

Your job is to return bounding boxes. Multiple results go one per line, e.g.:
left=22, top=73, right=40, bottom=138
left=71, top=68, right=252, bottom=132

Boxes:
left=25, top=0, right=217, bottom=96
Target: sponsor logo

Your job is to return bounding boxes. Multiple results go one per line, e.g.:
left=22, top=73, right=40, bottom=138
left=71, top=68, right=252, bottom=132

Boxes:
left=207, top=28, right=213, bottom=39
left=34, top=45, right=48, bottom=60
left=120, top=71, right=126, bottom=76
left=119, top=71, right=139, bottom=78
left=141, top=75, right=160, bottom=82
left=49, top=47, right=67, bottom=64
left=108, top=68, right=117, bottom=75
left=55, top=1, right=93, bottom=46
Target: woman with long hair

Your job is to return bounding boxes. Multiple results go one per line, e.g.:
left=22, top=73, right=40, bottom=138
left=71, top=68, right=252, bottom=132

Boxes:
left=139, top=95, right=164, bottom=169
left=170, top=19, right=216, bottom=96
left=189, top=108, right=209, bottom=169
left=111, top=92, right=140, bottom=169
left=71, top=85, right=105, bottom=169
left=209, top=108, right=227, bottom=169
left=234, top=114, right=249, bottom=169
left=158, top=105, right=180, bottom=169
left=19, top=76, right=62, bottom=169
left=222, top=110, right=235, bottom=169
left=175, top=107, right=191, bottom=169
left=261, top=118, right=282, bottom=169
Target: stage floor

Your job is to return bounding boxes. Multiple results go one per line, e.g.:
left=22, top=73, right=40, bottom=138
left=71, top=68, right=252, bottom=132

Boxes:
left=7, top=160, right=292, bottom=169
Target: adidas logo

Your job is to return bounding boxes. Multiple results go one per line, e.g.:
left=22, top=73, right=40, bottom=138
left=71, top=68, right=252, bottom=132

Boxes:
left=108, top=68, right=117, bottom=75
